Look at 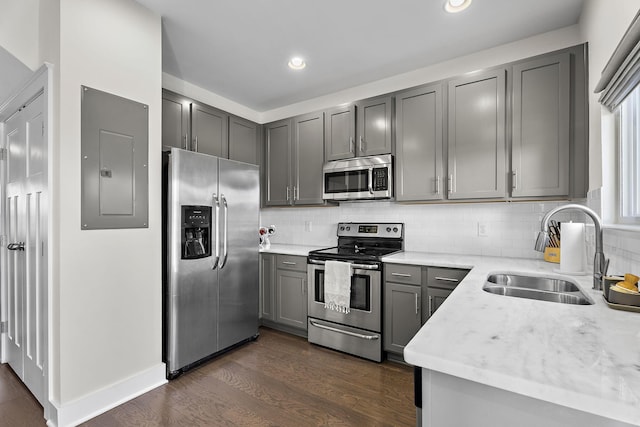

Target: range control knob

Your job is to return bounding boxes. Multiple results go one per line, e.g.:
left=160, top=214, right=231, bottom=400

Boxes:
left=340, top=226, right=345, bottom=231
left=346, top=226, right=351, bottom=231
left=393, top=227, right=398, bottom=233
left=386, top=227, right=392, bottom=232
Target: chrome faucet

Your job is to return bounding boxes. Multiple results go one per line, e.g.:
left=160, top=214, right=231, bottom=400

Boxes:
left=534, top=204, right=608, bottom=290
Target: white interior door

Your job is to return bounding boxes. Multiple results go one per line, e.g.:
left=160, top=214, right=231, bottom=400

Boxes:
left=3, top=91, right=46, bottom=405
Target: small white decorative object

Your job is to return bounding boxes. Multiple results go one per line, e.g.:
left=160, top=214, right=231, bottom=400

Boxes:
left=259, top=225, right=276, bottom=249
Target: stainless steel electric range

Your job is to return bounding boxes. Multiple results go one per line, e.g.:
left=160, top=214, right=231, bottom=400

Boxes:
left=307, top=222, right=404, bottom=362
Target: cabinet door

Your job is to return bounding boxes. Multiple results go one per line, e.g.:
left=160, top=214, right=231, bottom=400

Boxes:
left=293, top=111, right=324, bottom=205
left=425, top=287, right=452, bottom=321
left=512, top=53, right=570, bottom=198
left=229, top=115, right=260, bottom=165
left=384, top=283, right=421, bottom=354
left=191, top=102, right=229, bottom=158
left=448, top=69, right=506, bottom=199
left=260, top=254, right=275, bottom=321
left=395, top=84, right=444, bottom=201
left=264, top=119, right=292, bottom=206
left=276, top=269, right=307, bottom=329
left=357, top=95, right=393, bottom=157
left=162, top=90, right=189, bottom=150
left=324, top=104, right=356, bottom=161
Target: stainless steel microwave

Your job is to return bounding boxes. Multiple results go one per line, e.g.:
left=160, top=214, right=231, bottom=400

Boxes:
left=322, top=154, right=393, bottom=201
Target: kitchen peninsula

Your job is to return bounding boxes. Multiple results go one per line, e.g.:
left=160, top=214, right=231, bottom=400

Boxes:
left=395, top=252, right=640, bottom=427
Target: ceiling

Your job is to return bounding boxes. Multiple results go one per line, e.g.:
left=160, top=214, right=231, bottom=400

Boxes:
left=155, top=1, right=586, bottom=112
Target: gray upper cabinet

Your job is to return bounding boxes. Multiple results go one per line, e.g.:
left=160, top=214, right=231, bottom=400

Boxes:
left=162, top=89, right=260, bottom=164
left=229, top=115, right=260, bottom=165
left=357, top=95, right=393, bottom=157
left=264, top=112, right=325, bottom=207
left=162, top=90, right=190, bottom=151
left=511, top=53, right=570, bottom=198
left=264, top=119, right=292, bottom=206
left=325, top=104, right=356, bottom=161
left=191, top=102, right=228, bottom=158
left=395, top=83, right=444, bottom=201
left=293, top=111, right=325, bottom=205
left=447, top=69, right=507, bottom=200
left=324, top=95, right=393, bottom=161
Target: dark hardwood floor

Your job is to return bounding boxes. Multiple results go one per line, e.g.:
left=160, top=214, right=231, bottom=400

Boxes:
left=2, top=327, right=415, bottom=426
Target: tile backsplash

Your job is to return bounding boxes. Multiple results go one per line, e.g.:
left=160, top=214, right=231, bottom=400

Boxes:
left=260, top=200, right=575, bottom=259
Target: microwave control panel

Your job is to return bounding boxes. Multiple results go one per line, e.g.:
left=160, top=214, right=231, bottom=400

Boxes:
left=373, top=167, right=388, bottom=191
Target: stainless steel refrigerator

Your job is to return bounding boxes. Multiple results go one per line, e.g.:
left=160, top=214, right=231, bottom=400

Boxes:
left=163, top=147, right=259, bottom=378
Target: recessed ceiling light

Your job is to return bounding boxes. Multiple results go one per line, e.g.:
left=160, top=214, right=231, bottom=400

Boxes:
left=288, top=57, right=306, bottom=70
left=445, top=0, right=472, bottom=13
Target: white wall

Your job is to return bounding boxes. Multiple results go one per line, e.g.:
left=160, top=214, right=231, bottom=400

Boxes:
left=0, top=0, right=40, bottom=70
left=56, top=0, right=163, bottom=406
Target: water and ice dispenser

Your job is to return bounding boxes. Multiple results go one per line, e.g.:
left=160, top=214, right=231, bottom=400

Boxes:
left=181, top=205, right=212, bottom=259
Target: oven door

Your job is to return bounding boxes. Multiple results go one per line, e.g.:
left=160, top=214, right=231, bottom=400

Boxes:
left=307, top=261, right=381, bottom=332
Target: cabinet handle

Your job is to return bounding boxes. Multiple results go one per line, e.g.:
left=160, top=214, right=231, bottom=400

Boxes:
left=435, top=176, right=441, bottom=195
left=282, top=261, right=297, bottom=265
left=286, top=186, right=290, bottom=202
left=448, top=175, right=454, bottom=194
left=359, top=135, right=365, bottom=153
left=349, top=137, right=354, bottom=154
left=415, top=294, right=419, bottom=315
left=294, top=186, right=299, bottom=201
left=194, top=136, right=198, bottom=152
left=183, top=134, right=188, bottom=150
left=512, top=169, right=518, bottom=190
left=391, top=272, right=412, bottom=278
left=428, top=295, right=434, bottom=317
left=434, top=277, right=459, bottom=283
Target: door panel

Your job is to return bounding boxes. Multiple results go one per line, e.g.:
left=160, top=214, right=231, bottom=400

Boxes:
left=217, top=158, right=259, bottom=350
left=357, top=96, right=392, bottom=156
left=293, top=112, right=324, bottom=205
left=3, top=93, right=46, bottom=405
left=324, top=105, right=355, bottom=161
left=191, top=103, right=228, bottom=158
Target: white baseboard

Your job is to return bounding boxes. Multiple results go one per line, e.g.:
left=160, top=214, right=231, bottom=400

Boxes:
left=47, top=363, right=166, bottom=427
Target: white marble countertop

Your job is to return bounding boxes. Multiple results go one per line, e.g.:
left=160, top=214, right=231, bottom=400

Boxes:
left=259, top=243, right=324, bottom=256
left=389, top=251, right=640, bottom=426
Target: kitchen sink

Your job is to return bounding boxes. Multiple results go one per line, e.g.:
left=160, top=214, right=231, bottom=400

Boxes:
left=486, top=273, right=579, bottom=293
left=482, top=273, right=593, bottom=305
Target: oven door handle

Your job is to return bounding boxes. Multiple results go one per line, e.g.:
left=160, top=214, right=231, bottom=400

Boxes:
left=309, top=320, right=379, bottom=341
left=308, top=259, right=379, bottom=270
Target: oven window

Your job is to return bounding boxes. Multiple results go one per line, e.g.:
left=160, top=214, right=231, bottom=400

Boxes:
left=324, top=170, right=368, bottom=194
left=313, top=270, right=371, bottom=311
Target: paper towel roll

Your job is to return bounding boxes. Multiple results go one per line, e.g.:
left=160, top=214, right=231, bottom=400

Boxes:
left=560, top=222, right=586, bottom=274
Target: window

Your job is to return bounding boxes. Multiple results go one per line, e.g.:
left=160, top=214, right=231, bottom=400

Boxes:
left=617, top=84, right=640, bottom=224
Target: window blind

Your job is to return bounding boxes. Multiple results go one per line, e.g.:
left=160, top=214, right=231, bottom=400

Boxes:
left=596, top=10, right=640, bottom=111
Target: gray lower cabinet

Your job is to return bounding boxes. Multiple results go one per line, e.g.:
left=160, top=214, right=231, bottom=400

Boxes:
left=395, top=83, right=444, bottom=201
left=384, top=264, right=469, bottom=357
left=324, top=95, right=393, bottom=161
left=229, top=115, right=260, bottom=165
left=447, top=68, right=507, bottom=200
left=264, top=112, right=324, bottom=206
left=259, top=253, right=276, bottom=321
left=384, top=282, right=421, bottom=354
left=511, top=52, right=570, bottom=198
left=260, top=254, right=308, bottom=334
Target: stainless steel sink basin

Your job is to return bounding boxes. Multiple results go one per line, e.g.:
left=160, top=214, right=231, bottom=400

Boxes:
left=486, top=273, right=579, bottom=292
left=482, top=273, right=593, bottom=305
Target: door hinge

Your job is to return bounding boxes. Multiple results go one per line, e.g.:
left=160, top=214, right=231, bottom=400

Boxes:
left=0, top=321, right=7, bottom=334
left=0, top=148, right=6, bottom=161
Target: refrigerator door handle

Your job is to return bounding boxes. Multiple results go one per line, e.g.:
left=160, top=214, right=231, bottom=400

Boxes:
left=212, top=193, right=220, bottom=270
left=219, top=194, right=229, bottom=268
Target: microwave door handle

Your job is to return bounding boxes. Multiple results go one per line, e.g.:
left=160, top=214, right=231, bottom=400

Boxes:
left=368, top=167, right=374, bottom=194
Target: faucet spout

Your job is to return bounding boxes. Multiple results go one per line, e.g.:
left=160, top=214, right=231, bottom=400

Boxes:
left=535, top=204, right=607, bottom=290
